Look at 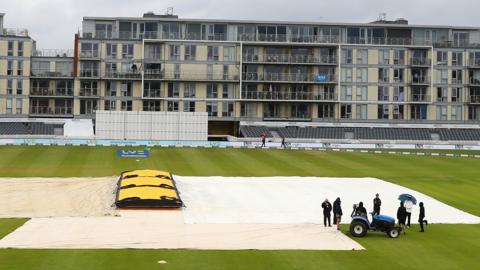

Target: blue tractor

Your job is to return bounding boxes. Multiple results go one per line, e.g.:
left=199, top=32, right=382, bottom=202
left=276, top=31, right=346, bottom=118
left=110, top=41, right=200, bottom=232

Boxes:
left=349, top=204, right=400, bottom=238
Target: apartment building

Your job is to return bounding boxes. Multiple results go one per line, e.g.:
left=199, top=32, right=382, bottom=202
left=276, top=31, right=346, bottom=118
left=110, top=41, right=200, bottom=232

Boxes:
left=2, top=12, right=480, bottom=131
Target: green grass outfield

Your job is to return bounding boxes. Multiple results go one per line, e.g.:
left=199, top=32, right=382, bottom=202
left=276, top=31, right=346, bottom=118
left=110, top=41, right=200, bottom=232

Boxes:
left=0, top=146, right=479, bottom=270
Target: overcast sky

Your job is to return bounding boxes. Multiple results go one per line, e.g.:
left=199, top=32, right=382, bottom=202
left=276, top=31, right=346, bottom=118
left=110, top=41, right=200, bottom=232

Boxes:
left=1, top=0, right=480, bottom=49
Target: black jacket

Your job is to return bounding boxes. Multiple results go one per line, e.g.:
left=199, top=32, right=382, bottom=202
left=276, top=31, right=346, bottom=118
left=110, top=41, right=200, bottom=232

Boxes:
left=373, top=197, right=381, bottom=210
left=355, top=206, right=367, bottom=216
left=419, top=206, right=425, bottom=220
left=333, top=199, right=342, bottom=216
left=322, top=201, right=332, bottom=215
left=397, top=206, right=407, bottom=220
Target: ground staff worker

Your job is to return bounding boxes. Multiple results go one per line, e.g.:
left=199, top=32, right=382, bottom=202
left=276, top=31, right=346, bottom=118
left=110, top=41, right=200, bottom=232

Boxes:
left=333, top=197, right=342, bottom=231
left=321, top=199, right=332, bottom=227
left=373, top=193, right=381, bottom=215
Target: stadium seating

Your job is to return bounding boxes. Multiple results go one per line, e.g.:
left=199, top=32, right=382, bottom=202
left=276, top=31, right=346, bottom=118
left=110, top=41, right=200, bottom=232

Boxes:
left=240, top=125, right=480, bottom=141
left=0, top=122, right=64, bottom=135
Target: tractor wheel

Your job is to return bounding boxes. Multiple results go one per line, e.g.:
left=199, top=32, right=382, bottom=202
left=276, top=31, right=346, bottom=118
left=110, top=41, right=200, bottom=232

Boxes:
left=350, top=221, right=368, bottom=237
left=388, top=228, right=400, bottom=238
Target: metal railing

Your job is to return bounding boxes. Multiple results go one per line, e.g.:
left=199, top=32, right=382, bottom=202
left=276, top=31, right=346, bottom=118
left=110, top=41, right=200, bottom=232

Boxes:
left=31, top=69, right=74, bottom=78
left=243, top=72, right=336, bottom=83
left=144, top=69, right=239, bottom=81
left=469, top=59, right=480, bottom=67
left=242, top=54, right=336, bottom=64
left=409, top=94, right=431, bottom=102
left=1, top=28, right=29, bottom=37
left=469, top=77, right=480, bottom=86
left=30, top=87, right=73, bottom=97
left=411, top=76, right=430, bottom=84
left=466, top=95, right=480, bottom=103
left=33, top=49, right=74, bottom=58
left=241, top=91, right=337, bottom=101
left=79, top=89, right=99, bottom=97
left=29, top=106, right=73, bottom=115
left=104, top=70, right=141, bottom=79
left=79, top=51, right=100, bottom=58
left=411, top=57, right=431, bottom=66
left=79, top=69, right=100, bottom=78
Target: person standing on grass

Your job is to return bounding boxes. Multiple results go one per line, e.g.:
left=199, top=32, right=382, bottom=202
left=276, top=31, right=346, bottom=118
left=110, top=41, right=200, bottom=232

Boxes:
left=321, top=198, right=332, bottom=227
left=333, top=197, right=342, bottom=230
left=418, top=202, right=428, bottom=232
left=404, top=198, right=413, bottom=227
left=373, top=193, right=381, bottom=216
left=261, top=133, right=266, bottom=148
left=397, top=201, right=408, bottom=234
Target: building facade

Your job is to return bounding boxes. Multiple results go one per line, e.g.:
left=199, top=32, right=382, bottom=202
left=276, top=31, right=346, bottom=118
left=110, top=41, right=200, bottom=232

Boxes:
left=2, top=12, right=480, bottom=131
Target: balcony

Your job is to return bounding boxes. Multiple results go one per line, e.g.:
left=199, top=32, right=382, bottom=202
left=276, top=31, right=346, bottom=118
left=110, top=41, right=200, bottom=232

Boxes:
left=33, top=49, right=74, bottom=58
left=241, top=91, right=337, bottom=101
left=469, top=77, right=480, bottom=86
left=409, top=94, right=431, bottom=103
left=79, top=51, right=100, bottom=59
left=469, top=59, right=480, bottom=68
left=30, top=69, right=74, bottom=78
left=411, top=57, right=431, bottom=66
left=1, top=28, right=29, bottom=37
left=79, top=69, right=100, bottom=78
left=411, top=76, right=430, bottom=85
left=29, top=106, right=73, bottom=116
left=243, top=72, right=336, bottom=83
left=79, top=88, right=99, bottom=97
left=451, top=78, right=463, bottom=85
left=466, top=95, right=480, bottom=104
left=30, top=87, right=74, bottom=97
left=104, top=70, right=141, bottom=80
left=144, top=70, right=240, bottom=81
left=242, top=54, right=336, bottom=65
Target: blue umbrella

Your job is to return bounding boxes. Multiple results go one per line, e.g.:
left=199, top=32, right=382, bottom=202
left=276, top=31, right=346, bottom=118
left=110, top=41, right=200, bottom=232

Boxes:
left=398, top=194, right=417, bottom=205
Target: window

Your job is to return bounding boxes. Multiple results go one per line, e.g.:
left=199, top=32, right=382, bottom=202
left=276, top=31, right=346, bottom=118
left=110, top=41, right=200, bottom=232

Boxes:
left=16, top=80, right=22, bottom=95
left=169, top=44, right=180, bottom=60
left=452, top=52, right=463, bottom=66
left=120, top=82, right=132, bottom=97
left=32, top=61, right=50, bottom=75
left=393, top=86, right=405, bottom=101
left=452, top=87, right=461, bottom=102
left=222, top=101, right=234, bottom=117
left=145, top=44, right=161, bottom=60
left=207, top=84, right=218, bottom=98
left=378, top=86, right=389, bottom=101
left=207, top=64, right=214, bottom=80
left=223, top=65, right=229, bottom=80
left=356, top=104, right=367, bottom=119
left=341, top=48, right=353, bottom=64
left=356, top=86, right=367, bottom=101
left=7, top=79, right=13, bottom=95
left=223, top=46, right=235, bottom=61
left=393, top=68, right=404, bottom=82
left=16, top=98, right=22, bottom=114
left=56, top=62, right=73, bottom=77
left=208, top=46, right=219, bottom=61
left=206, top=101, right=218, bottom=116
left=167, top=83, right=180, bottom=97
left=451, top=106, right=462, bottom=120
left=356, top=49, right=368, bottom=64
left=184, top=44, right=196, bottom=60
left=340, top=104, right=352, bottom=119
left=437, top=51, right=448, bottom=65
left=6, top=98, right=12, bottom=114
left=379, top=49, right=389, bottom=65
left=121, top=100, right=132, bottom=111
left=122, top=44, right=133, bottom=59
left=184, top=83, right=196, bottom=98
left=79, top=100, right=97, bottom=115
left=318, top=104, right=335, bottom=119
left=104, top=100, right=116, bottom=111
left=393, top=105, right=404, bottom=120
left=452, top=69, right=462, bottom=84
left=437, top=87, right=448, bottom=102
left=377, top=104, right=389, bottom=119
left=7, top=60, right=13, bottom=75
left=436, top=105, right=448, bottom=120
left=393, top=49, right=405, bottom=65
left=7, top=41, right=14, bottom=56
left=80, top=81, right=98, bottom=96
left=341, top=68, right=353, bottom=82
left=183, top=101, right=195, bottom=112
left=223, top=84, right=234, bottom=98
left=106, top=44, right=117, bottom=59
left=17, top=42, right=23, bottom=57
left=356, top=68, right=367, bottom=83
left=378, top=68, right=389, bottom=82
left=80, top=43, right=99, bottom=58
left=340, top=86, right=352, bottom=101
left=167, top=101, right=179, bottom=112
left=436, top=69, right=448, bottom=84
left=174, top=64, right=181, bottom=79
left=17, top=60, right=23, bottom=76
left=143, top=100, right=161, bottom=111
left=106, top=81, right=117, bottom=96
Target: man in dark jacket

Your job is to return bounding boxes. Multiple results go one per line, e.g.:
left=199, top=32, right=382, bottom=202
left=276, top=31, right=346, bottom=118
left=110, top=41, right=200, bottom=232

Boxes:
left=355, top=201, right=367, bottom=216
left=418, top=202, right=428, bottom=232
left=333, top=197, right=342, bottom=230
left=373, top=193, right=381, bottom=215
left=321, top=199, right=332, bottom=227
left=397, top=201, right=408, bottom=234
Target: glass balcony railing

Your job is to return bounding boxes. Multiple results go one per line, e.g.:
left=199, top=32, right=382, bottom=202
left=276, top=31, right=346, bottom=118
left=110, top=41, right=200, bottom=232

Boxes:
left=243, top=72, right=336, bottom=83
left=409, top=94, right=431, bottom=102
left=79, top=69, right=100, bottom=78
left=30, top=88, right=73, bottom=97
left=411, top=76, right=430, bottom=84
left=29, top=106, right=73, bottom=115
left=242, top=54, right=336, bottom=64
left=411, top=57, right=431, bottom=66
left=30, top=68, right=74, bottom=78
left=144, top=70, right=239, bottom=81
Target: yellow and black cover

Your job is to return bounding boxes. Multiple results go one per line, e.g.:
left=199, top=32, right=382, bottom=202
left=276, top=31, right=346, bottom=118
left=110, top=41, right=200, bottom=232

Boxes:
left=115, top=170, right=183, bottom=208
